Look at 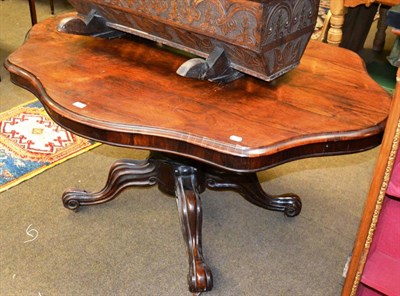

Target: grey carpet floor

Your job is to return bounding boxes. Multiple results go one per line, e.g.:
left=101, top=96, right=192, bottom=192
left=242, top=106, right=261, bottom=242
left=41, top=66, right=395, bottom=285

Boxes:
left=0, top=1, right=391, bottom=295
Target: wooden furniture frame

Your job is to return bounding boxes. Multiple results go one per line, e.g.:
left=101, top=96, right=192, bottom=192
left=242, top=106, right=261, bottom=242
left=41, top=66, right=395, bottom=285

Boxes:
left=327, top=0, right=400, bottom=47
left=5, top=14, right=392, bottom=293
left=28, top=0, right=54, bottom=26
left=342, top=52, right=400, bottom=296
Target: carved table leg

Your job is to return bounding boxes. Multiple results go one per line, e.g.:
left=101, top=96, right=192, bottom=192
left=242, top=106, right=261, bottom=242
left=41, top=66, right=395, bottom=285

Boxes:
left=205, top=169, right=302, bottom=217
left=175, top=166, right=213, bottom=293
left=62, top=159, right=158, bottom=211
left=62, top=153, right=300, bottom=293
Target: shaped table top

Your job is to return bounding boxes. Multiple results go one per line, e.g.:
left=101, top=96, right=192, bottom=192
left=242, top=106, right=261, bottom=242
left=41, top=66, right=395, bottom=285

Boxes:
left=5, top=13, right=392, bottom=172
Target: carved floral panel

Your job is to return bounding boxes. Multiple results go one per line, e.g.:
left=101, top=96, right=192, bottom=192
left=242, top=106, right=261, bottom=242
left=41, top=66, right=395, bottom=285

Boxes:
left=65, top=0, right=319, bottom=81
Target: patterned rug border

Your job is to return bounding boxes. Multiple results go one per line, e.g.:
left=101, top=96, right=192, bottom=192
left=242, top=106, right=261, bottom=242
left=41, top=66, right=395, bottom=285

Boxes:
left=0, top=99, right=101, bottom=193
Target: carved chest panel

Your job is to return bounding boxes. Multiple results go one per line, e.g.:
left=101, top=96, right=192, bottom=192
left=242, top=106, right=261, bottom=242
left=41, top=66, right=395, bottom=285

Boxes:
left=65, top=0, right=320, bottom=81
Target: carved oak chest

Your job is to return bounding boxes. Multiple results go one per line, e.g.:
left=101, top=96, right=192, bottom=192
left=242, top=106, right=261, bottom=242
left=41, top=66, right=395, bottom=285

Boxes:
left=62, top=0, right=320, bottom=81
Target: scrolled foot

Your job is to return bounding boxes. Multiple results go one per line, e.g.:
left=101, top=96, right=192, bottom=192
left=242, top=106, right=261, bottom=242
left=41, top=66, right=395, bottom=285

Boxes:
left=188, top=260, right=213, bottom=293
left=285, top=205, right=299, bottom=217
left=205, top=170, right=302, bottom=217
left=273, top=193, right=302, bottom=217
left=62, top=189, right=88, bottom=211
left=62, top=159, right=158, bottom=211
left=175, top=166, right=214, bottom=293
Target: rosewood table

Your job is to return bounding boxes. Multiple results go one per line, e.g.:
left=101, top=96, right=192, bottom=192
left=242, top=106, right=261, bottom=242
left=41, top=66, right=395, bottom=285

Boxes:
left=5, top=14, right=392, bottom=293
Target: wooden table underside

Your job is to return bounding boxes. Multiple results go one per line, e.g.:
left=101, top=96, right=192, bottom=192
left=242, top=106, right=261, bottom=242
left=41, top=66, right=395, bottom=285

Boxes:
left=5, top=14, right=391, bottom=293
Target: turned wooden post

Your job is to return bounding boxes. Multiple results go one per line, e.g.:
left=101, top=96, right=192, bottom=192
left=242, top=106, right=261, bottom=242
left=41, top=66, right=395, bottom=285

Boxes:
left=373, top=5, right=389, bottom=51
left=327, top=0, right=345, bottom=46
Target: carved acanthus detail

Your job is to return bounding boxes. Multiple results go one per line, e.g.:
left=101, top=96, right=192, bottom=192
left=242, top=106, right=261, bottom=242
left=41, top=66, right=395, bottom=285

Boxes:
left=62, top=0, right=320, bottom=81
left=99, top=0, right=261, bottom=47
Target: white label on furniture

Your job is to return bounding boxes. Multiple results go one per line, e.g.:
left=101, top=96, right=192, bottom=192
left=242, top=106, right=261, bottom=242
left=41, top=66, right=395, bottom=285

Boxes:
left=73, top=102, right=87, bottom=109
left=229, top=135, right=243, bottom=142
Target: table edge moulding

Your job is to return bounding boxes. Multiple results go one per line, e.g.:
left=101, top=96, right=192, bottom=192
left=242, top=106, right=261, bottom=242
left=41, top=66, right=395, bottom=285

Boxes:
left=6, top=13, right=391, bottom=172
left=4, top=14, right=392, bottom=293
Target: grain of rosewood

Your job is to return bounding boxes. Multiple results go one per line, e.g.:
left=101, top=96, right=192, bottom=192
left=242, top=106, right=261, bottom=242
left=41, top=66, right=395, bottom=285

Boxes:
left=4, top=14, right=393, bottom=294
left=5, top=13, right=391, bottom=172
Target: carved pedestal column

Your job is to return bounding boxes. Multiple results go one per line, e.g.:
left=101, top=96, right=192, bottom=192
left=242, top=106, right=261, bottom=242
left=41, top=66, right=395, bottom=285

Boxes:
left=62, top=153, right=301, bottom=292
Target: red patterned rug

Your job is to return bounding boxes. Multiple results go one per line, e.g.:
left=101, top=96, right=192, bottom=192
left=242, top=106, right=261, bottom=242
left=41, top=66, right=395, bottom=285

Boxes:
left=0, top=100, right=100, bottom=192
